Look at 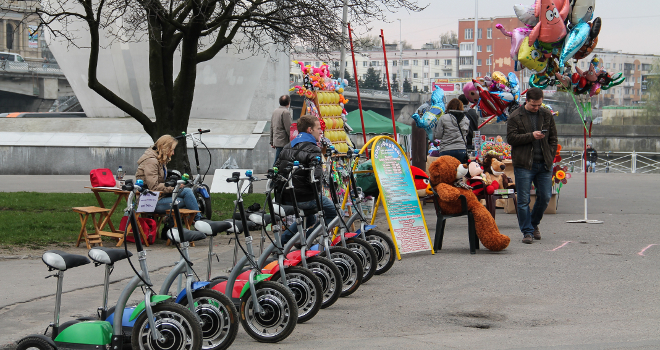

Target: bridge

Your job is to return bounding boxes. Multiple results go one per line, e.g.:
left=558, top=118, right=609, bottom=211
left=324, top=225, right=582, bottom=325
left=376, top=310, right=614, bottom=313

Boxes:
left=0, top=60, right=73, bottom=112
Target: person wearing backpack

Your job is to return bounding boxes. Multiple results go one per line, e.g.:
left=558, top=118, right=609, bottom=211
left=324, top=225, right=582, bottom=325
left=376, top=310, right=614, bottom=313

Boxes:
left=434, top=98, right=470, bottom=163
left=459, top=94, right=480, bottom=151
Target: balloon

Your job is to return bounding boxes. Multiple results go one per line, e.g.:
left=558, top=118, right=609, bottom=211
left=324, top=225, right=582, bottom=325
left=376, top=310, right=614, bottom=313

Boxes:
left=528, top=0, right=570, bottom=45
left=463, top=82, right=479, bottom=104
left=514, top=4, right=539, bottom=27
left=508, top=72, right=521, bottom=102
left=491, top=71, right=508, bottom=87
left=412, top=88, right=446, bottom=141
left=496, top=24, right=532, bottom=65
left=559, top=20, right=590, bottom=70
left=568, top=0, right=595, bottom=24
left=474, top=80, right=508, bottom=122
left=518, top=37, right=547, bottom=72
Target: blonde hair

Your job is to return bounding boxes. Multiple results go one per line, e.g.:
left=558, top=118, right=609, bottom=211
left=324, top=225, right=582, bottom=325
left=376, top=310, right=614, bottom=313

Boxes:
left=153, top=135, right=178, bottom=164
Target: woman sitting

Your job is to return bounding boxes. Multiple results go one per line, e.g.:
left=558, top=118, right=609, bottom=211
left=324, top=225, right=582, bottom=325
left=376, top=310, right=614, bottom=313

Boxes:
left=135, top=135, right=202, bottom=221
left=434, top=98, right=471, bottom=163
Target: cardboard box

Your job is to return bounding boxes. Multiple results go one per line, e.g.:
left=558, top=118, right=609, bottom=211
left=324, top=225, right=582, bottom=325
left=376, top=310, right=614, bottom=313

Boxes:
left=426, top=156, right=439, bottom=174
left=504, top=192, right=558, bottom=214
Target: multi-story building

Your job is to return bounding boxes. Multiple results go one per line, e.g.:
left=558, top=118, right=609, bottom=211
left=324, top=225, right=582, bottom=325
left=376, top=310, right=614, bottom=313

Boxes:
left=291, top=46, right=459, bottom=92
left=0, top=0, right=47, bottom=60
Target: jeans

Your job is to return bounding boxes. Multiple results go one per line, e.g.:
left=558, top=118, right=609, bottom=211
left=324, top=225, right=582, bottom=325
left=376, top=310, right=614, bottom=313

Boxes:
left=514, top=163, right=552, bottom=237
left=586, top=161, right=596, bottom=172
left=274, top=147, right=283, bottom=166
left=155, top=187, right=202, bottom=221
left=280, top=196, right=337, bottom=245
left=439, top=149, right=468, bottom=163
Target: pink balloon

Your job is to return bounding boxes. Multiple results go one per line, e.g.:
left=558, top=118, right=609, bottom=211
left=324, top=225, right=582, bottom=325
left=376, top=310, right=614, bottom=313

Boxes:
left=496, top=24, right=532, bottom=64
left=463, top=82, right=479, bottom=104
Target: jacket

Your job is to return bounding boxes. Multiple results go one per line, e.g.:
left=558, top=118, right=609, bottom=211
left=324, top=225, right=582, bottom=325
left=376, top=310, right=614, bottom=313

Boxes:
left=270, top=106, right=292, bottom=148
left=583, top=149, right=598, bottom=162
left=135, top=148, right=174, bottom=199
left=434, top=110, right=470, bottom=151
left=506, top=104, right=558, bottom=170
left=274, top=140, right=323, bottom=203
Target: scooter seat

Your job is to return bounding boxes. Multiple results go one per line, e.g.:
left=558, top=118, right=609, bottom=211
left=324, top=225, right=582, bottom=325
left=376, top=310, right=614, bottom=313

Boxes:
left=272, top=204, right=296, bottom=216
left=88, top=247, right=133, bottom=265
left=227, top=218, right=258, bottom=232
left=42, top=250, right=90, bottom=271
left=248, top=213, right=272, bottom=227
left=194, top=220, right=232, bottom=236
left=167, top=227, right=207, bottom=243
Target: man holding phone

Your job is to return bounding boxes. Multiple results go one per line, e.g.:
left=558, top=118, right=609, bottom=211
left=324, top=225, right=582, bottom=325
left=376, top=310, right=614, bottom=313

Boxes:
left=506, top=88, right=558, bottom=244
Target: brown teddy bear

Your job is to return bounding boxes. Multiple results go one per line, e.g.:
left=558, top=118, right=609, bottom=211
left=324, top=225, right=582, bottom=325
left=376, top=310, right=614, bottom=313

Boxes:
left=482, top=151, right=514, bottom=190
left=429, top=156, right=510, bottom=251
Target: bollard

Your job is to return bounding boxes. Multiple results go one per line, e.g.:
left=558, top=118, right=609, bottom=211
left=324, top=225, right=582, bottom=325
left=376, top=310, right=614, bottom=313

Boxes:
left=631, top=151, right=637, bottom=173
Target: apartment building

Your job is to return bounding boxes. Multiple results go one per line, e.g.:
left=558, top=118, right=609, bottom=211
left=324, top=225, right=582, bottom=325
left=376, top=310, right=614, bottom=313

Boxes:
left=0, top=0, right=47, bottom=60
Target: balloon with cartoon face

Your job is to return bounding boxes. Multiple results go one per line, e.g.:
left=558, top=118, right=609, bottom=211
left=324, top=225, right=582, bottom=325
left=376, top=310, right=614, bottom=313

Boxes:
left=518, top=37, right=547, bottom=73
left=462, top=82, right=480, bottom=104
left=528, top=0, right=570, bottom=44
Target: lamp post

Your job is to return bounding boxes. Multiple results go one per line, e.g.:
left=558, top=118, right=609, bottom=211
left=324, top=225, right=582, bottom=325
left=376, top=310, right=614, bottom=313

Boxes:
left=488, top=54, right=493, bottom=76
left=473, top=0, right=478, bottom=78
left=398, top=18, right=403, bottom=93
left=339, top=0, right=348, bottom=80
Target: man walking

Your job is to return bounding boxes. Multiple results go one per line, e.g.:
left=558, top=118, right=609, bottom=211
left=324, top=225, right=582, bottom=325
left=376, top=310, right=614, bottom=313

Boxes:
left=584, top=143, right=598, bottom=172
left=506, top=88, right=558, bottom=244
left=270, top=95, right=292, bottom=165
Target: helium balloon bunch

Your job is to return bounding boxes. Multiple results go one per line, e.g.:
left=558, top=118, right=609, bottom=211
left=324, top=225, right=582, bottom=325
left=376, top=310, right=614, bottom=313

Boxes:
left=463, top=72, right=520, bottom=124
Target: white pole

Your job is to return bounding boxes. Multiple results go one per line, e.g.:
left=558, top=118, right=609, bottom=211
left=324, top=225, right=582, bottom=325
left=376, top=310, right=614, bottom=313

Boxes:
left=398, top=18, right=403, bottom=93
left=473, top=0, right=478, bottom=78
left=339, top=0, right=348, bottom=80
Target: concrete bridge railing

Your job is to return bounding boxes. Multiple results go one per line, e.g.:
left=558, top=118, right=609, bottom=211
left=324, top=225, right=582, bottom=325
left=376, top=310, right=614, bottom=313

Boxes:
left=0, top=61, right=63, bottom=75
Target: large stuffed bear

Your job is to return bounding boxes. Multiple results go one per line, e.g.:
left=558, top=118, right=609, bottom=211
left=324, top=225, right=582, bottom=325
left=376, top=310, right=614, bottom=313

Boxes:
left=429, top=156, right=510, bottom=251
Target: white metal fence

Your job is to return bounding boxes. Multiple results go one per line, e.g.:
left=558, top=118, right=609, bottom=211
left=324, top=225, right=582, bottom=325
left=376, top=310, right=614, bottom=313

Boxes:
left=557, top=151, right=660, bottom=174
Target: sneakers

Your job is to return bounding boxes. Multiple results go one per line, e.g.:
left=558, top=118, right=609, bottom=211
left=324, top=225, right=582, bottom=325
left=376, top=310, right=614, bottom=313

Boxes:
left=522, top=235, right=533, bottom=244
left=533, top=226, right=541, bottom=240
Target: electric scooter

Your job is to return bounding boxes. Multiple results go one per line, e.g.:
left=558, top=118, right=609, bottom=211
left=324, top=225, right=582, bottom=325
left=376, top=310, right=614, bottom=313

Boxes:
left=204, top=171, right=298, bottom=342
left=176, top=129, right=213, bottom=219
left=16, top=179, right=203, bottom=350
left=281, top=159, right=364, bottom=297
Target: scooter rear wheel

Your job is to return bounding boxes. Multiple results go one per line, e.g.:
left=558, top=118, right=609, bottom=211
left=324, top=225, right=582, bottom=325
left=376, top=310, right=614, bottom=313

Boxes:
left=16, top=337, right=54, bottom=350
left=364, top=229, right=396, bottom=275
left=239, top=281, right=298, bottom=343
left=306, top=256, right=342, bottom=309
left=131, top=301, right=203, bottom=350
left=271, top=266, right=322, bottom=323
left=329, top=246, right=363, bottom=297
left=195, top=186, right=213, bottom=220
left=179, top=288, right=238, bottom=350
left=345, top=237, right=378, bottom=283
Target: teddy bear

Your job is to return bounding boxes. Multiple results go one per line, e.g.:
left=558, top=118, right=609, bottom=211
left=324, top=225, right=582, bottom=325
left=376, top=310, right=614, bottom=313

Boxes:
left=482, top=151, right=514, bottom=191
left=429, top=156, right=510, bottom=251
left=465, top=159, right=499, bottom=198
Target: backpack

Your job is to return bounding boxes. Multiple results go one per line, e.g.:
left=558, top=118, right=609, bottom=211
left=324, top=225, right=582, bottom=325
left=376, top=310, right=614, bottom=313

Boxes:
left=355, top=161, right=380, bottom=197
left=119, top=216, right=157, bottom=244
left=464, top=109, right=479, bottom=150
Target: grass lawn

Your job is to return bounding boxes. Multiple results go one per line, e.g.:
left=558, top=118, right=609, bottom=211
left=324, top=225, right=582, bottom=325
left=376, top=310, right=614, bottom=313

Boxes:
left=0, top=192, right=266, bottom=248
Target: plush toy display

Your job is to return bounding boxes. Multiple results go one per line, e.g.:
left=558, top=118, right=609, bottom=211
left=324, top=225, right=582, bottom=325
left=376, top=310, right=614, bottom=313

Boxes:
left=482, top=151, right=514, bottom=191
left=465, top=159, right=499, bottom=197
left=411, top=166, right=432, bottom=197
left=428, top=156, right=510, bottom=251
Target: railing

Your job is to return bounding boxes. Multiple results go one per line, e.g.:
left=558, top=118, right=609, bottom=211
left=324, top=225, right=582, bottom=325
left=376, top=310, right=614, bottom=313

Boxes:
left=288, top=82, right=410, bottom=99
left=556, top=151, right=660, bottom=174
left=0, top=61, right=63, bottom=74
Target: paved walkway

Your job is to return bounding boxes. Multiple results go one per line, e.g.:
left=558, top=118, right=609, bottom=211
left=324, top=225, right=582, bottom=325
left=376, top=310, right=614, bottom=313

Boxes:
left=1, top=173, right=659, bottom=349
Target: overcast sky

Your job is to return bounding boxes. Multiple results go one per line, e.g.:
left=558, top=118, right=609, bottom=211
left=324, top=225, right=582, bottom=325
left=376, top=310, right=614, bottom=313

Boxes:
left=355, top=0, right=660, bottom=55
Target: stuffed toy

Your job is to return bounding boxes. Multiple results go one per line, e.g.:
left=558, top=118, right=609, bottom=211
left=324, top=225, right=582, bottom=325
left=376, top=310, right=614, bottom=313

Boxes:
left=411, top=166, right=432, bottom=197
left=482, top=151, right=514, bottom=191
left=429, top=156, right=510, bottom=251
left=465, top=159, right=499, bottom=197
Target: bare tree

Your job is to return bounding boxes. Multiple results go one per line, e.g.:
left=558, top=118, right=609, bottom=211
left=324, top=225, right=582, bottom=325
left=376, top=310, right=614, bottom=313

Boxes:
left=32, top=0, right=424, bottom=169
left=430, top=30, right=457, bottom=49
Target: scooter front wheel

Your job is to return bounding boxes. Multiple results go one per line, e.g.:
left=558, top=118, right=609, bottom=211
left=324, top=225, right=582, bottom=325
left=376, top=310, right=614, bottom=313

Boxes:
left=345, top=237, right=378, bottom=283
left=179, top=288, right=239, bottom=350
left=131, top=302, right=203, bottom=350
left=240, top=281, right=298, bottom=343
left=272, top=266, right=322, bottom=323
left=16, top=337, right=54, bottom=350
left=364, top=229, right=396, bottom=275
left=306, top=256, right=342, bottom=309
left=329, top=246, right=363, bottom=297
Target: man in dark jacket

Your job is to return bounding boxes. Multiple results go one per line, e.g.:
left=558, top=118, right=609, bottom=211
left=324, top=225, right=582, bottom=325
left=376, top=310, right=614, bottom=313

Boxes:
left=274, top=115, right=337, bottom=244
left=506, top=88, right=558, bottom=244
left=583, top=143, right=598, bottom=172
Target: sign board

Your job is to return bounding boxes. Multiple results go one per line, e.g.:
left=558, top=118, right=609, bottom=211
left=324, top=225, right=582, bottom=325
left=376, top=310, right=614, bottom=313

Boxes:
left=28, top=25, right=38, bottom=49
left=432, top=82, right=460, bottom=92
left=371, top=136, right=433, bottom=259
left=210, top=169, right=252, bottom=194
left=137, top=191, right=160, bottom=213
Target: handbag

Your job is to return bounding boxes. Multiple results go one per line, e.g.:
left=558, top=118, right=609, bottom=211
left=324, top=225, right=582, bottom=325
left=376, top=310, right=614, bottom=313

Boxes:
left=90, top=168, right=116, bottom=187
left=119, top=216, right=157, bottom=244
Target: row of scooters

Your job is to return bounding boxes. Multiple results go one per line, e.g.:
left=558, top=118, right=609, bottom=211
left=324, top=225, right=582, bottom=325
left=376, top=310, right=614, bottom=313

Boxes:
left=17, top=147, right=395, bottom=350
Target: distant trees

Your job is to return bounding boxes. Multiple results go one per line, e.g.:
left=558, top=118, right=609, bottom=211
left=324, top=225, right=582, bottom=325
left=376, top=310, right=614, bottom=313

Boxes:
left=403, top=78, right=412, bottom=93
left=430, top=31, right=458, bottom=48
left=362, top=67, right=383, bottom=90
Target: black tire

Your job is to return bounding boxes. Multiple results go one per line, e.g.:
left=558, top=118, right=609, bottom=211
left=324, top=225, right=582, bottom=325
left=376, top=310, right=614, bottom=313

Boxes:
left=16, top=337, right=54, bottom=350
left=179, top=288, right=239, bottom=350
left=364, top=229, right=396, bottom=275
left=329, top=246, right=363, bottom=297
left=239, top=281, right=298, bottom=343
left=345, top=237, right=378, bottom=283
left=271, top=266, right=322, bottom=323
left=196, top=185, right=213, bottom=219
left=306, top=256, right=342, bottom=309
left=131, top=302, right=203, bottom=350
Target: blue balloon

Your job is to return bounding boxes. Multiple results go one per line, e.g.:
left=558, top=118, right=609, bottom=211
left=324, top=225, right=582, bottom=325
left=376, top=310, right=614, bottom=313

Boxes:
left=560, top=20, right=590, bottom=71
left=507, top=72, right=521, bottom=102
left=411, top=112, right=437, bottom=141
left=414, top=88, right=446, bottom=141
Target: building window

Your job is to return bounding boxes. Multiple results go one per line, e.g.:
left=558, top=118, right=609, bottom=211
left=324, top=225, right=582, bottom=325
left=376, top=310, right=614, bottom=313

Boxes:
left=314, top=62, right=320, bottom=67
left=477, top=59, right=482, bottom=66
left=403, top=60, right=409, bottom=66
left=435, top=72, right=440, bottom=77
left=486, top=58, right=492, bottom=66
left=459, top=57, right=473, bottom=65
left=444, top=72, right=452, bottom=77
left=423, top=73, right=428, bottom=78
left=445, top=59, right=452, bottom=66
left=5, top=24, right=13, bottom=50
left=642, top=63, right=652, bottom=71
left=413, top=60, right=418, bottom=66
left=434, top=59, right=440, bottom=65
left=304, top=62, right=311, bottom=66
left=393, top=60, right=397, bottom=66
left=423, top=59, right=429, bottom=66
left=476, top=71, right=481, bottom=77
left=413, top=73, right=418, bottom=78
left=477, top=45, right=482, bottom=52
left=487, top=45, right=492, bottom=52
left=487, top=28, right=492, bottom=39
left=460, top=43, right=473, bottom=52
left=363, top=61, right=368, bottom=67
left=465, top=28, right=473, bottom=40
left=363, top=74, right=367, bottom=79
left=606, top=63, right=610, bottom=69
left=478, top=28, right=482, bottom=39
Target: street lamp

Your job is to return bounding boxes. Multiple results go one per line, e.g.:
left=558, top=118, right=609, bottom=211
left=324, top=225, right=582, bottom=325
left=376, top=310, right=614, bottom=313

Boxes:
left=398, top=18, right=403, bottom=93
left=488, top=54, right=493, bottom=76
left=473, top=0, right=478, bottom=78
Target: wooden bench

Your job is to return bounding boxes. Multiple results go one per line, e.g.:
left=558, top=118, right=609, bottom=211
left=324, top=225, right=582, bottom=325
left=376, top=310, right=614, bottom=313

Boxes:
left=72, top=206, right=113, bottom=249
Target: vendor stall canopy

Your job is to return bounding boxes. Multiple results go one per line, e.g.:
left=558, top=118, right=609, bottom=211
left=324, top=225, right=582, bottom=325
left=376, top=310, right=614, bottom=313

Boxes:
left=345, top=110, right=411, bottom=135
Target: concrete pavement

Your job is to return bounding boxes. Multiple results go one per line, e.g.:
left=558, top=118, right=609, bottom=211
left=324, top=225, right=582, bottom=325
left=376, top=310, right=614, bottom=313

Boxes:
left=1, top=173, right=659, bottom=349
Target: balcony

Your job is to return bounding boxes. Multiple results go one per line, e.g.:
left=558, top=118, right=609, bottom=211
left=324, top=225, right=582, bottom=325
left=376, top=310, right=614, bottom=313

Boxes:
left=459, top=64, right=474, bottom=71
